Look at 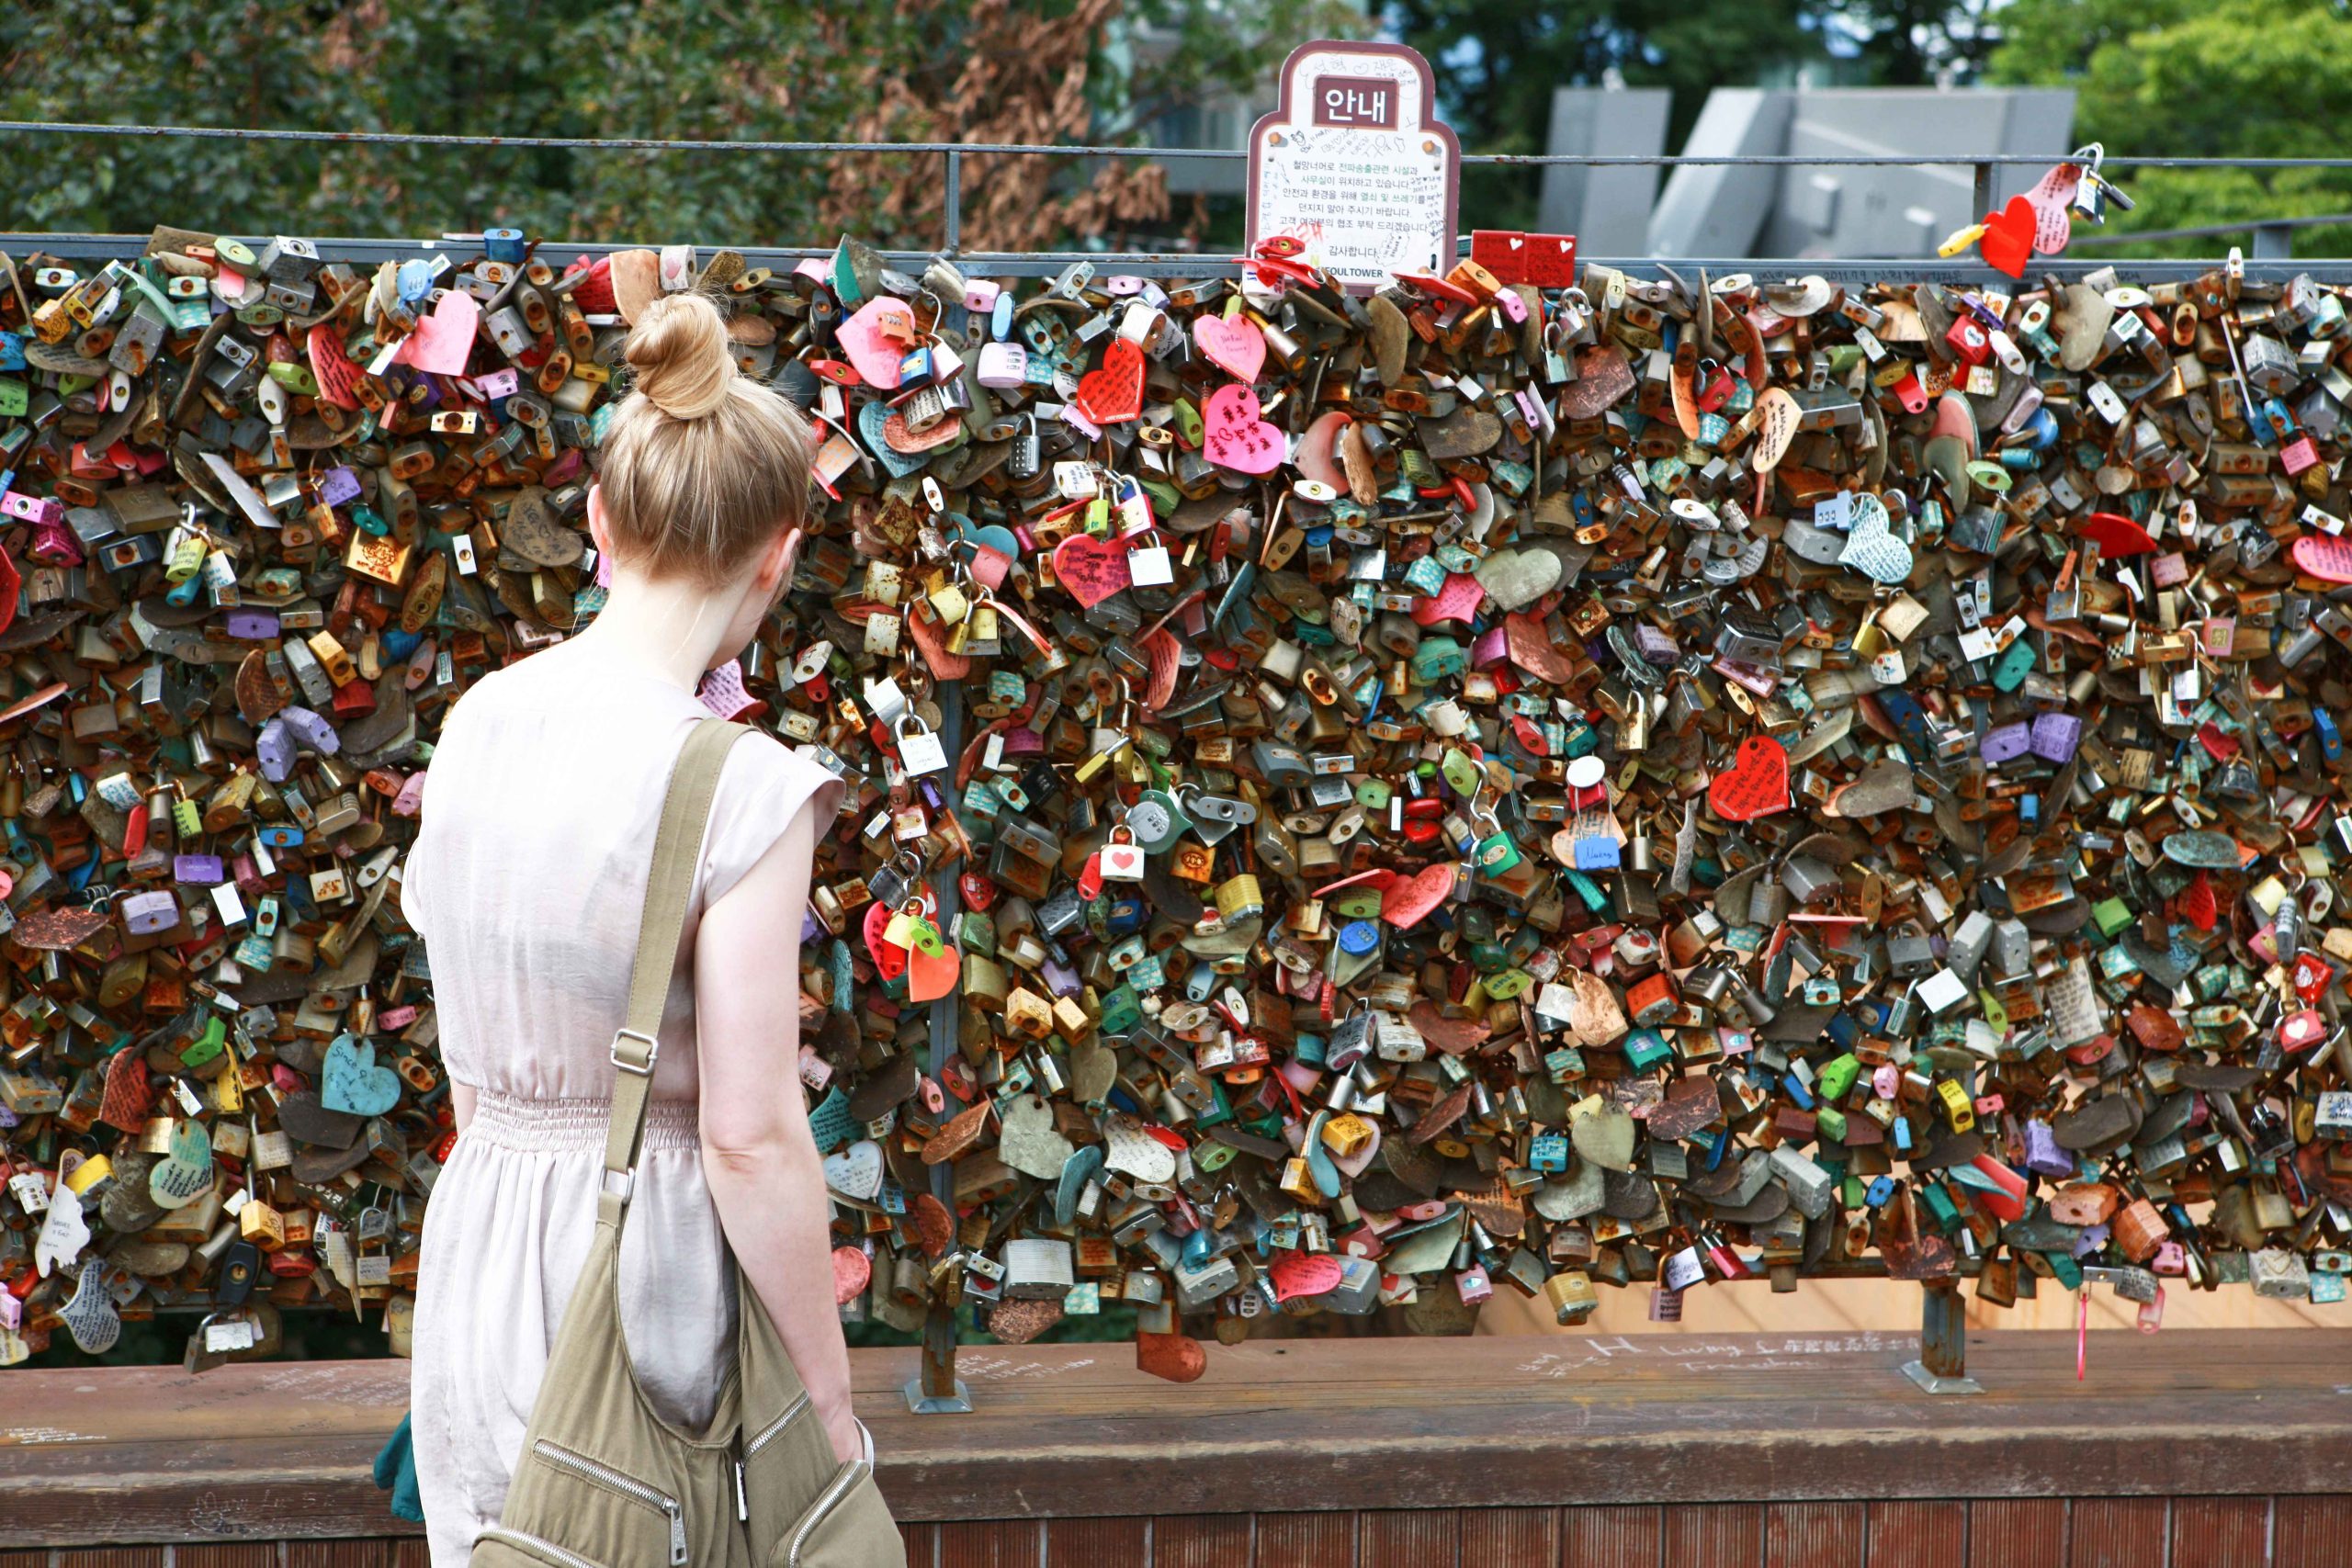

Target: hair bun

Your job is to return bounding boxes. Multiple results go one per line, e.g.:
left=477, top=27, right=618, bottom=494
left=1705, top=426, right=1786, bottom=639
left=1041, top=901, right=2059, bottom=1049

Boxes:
left=624, top=292, right=735, bottom=421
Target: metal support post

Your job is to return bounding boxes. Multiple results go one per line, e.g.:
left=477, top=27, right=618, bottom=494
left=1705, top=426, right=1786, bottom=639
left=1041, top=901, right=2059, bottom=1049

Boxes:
left=1902, top=1279, right=1983, bottom=1394
left=906, top=677, right=971, bottom=1416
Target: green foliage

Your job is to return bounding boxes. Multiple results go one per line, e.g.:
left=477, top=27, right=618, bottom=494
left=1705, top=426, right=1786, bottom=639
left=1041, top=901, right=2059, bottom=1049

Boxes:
left=0, top=0, right=1310, bottom=248
left=1988, top=0, right=2352, bottom=257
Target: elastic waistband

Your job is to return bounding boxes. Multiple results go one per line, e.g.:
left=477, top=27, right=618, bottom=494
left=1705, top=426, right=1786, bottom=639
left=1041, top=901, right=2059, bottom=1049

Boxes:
left=465, top=1090, right=701, bottom=1154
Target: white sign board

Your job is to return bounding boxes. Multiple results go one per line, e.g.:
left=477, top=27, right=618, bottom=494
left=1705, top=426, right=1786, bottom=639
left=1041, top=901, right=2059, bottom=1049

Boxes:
left=1245, top=42, right=1462, bottom=295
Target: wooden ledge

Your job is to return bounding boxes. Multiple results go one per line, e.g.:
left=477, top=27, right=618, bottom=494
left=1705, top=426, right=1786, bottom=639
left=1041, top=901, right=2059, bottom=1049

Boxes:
left=4, top=1330, right=2349, bottom=1546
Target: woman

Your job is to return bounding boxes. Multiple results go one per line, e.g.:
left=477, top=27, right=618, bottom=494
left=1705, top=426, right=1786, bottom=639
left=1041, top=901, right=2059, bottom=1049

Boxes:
left=401, top=289, right=861, bottom=1565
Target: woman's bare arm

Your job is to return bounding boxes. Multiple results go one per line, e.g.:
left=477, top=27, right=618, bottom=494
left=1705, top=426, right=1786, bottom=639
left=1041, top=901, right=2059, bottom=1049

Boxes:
left=695, top=800, right=861, bottom=1464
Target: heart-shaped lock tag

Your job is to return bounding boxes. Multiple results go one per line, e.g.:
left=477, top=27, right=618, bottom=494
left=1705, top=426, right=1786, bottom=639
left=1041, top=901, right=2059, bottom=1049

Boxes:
left=1102, top=1113, right=1177, bottom=1183
left=822, top=1138, right=885, bottom=1201
left=2291, top=533, right=2352, bottom=582
left=906, top=943, right=959, bottom=1003
left=831, top=1246, right=872, bottom=1306
left=322, top=1033, right=402, bottom=1117
left=150, top=1118, right=214, bottom=1210
left=33, top=1179, right=88, bottom=1278
left=837, top=297, right=915, bottom=389
left=998, top=1092, right=1075, bottom=1180
left=1979, top=196, right=2039, bottom=279
left=1193, top=311, right=1266, bottom=383
left=1838, top=492, right=1914, bottom=584
left=1381, top=862, right=1457, bottom=929
left=1053, top=532, right=1134, bottom=608
left=2023, top=161, right=2080, bottom=254
left=1202, top=383, right=1284, bottom=475
left=1710, top=736, right=1791, bottom=821
left=1074, top=337, right=1145, bottom=424
left=60, top=1257, right=121, bottom=1355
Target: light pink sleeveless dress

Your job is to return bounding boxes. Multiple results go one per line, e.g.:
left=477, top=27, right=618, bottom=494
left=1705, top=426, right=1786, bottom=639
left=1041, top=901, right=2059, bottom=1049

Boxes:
left=400, top=641, right=845, bottom=1567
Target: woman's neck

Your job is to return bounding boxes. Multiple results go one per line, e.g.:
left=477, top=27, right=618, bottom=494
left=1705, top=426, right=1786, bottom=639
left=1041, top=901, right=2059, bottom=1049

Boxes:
left=564, top=568, right=739, bottom=693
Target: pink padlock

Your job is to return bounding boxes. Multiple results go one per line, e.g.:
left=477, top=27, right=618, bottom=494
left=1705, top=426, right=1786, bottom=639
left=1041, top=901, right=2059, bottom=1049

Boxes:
left=2153, top=1240, right=2188, bottom=1275
left=963, top=279, right=1001, bottom=313
left=976, top=341, right=1029, bottom=389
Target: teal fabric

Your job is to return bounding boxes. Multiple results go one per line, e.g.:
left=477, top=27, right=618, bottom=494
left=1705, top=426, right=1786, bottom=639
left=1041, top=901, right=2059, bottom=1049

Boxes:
left=374, top=1411, right=425, bottom=1524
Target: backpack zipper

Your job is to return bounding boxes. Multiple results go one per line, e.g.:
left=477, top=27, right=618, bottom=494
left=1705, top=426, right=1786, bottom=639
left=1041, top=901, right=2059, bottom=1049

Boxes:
left=531, top=1439, right=688, bottom=1565
left=478, top=1526, right=609, bottom=1568
left=743, top=1392, right=811, bottom=1458
left=786, top=1460, right=872, bottom=1568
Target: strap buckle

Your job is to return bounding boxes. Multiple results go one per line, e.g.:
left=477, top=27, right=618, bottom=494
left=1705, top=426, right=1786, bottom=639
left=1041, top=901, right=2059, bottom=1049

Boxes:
left=611, top=1028, right=661, bottom=1077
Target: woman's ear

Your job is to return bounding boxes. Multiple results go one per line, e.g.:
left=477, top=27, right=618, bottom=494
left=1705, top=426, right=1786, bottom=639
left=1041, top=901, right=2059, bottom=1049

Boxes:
left=758, top=525, right=804, bottom=599
left=586, top=483, right=614, bottom=558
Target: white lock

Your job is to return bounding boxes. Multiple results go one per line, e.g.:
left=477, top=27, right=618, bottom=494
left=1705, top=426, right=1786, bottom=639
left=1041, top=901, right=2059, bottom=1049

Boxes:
left=897, top=715, right=948, bottom=776
left=1099, top=825, right=1146, bottom=881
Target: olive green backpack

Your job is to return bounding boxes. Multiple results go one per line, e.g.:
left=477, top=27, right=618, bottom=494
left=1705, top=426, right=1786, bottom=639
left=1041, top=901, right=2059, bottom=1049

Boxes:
left=471, top=720, right=903, bottom=1568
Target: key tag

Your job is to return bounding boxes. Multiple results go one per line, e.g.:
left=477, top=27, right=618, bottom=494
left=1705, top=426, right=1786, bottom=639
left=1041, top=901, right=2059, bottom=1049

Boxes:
left=896, top=714, right=949, bottom=776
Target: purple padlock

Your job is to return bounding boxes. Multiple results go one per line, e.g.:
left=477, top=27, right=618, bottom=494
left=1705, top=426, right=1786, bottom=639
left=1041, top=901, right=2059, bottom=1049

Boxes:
left=1981, top=721, right=2031, bottom=765
left=119, top=888, right=180, bottom=935
left=2075, top=1223, right=2110, bottom=1258
left=2022, top=1119, right=2073, bottom=1177
left=255, top=716, right=295, bottom=782
left=318, top=466, right=363, bottom=508
left=2030, top=711, right=2083, bottom=764
left=173, top=854, right=225, bottom=886
left=279, top=705, right=341, bottom=756
left=223, top=609, right=281, bottom=641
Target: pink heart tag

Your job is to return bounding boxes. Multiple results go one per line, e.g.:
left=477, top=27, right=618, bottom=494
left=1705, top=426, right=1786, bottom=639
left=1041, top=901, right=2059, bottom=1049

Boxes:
left=2023, top=162, right=2081, bottom=255
left=1203, top=383, right=1284, bottom=475
left=1268, top=1252, right=1345, bottom=1303
left=1193, top=312, right=1266, bottom=382
left=838, top=298, right=915, bottom=389
left=1382, top=862, right=1456, bottom=929
left=397, top=291, right=480, bottom=377
left=1053, top=533, right=1134, bottom=607
left=2292, top=532, right=2352, bottom=582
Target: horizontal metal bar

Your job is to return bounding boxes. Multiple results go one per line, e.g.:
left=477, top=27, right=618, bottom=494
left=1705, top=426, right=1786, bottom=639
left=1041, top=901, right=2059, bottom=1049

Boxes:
left=6, top=118, right=2352, bottom=172
left=8, top=232, right=2351, bottom=282
left=2073, top=213, right=2352, bottom=247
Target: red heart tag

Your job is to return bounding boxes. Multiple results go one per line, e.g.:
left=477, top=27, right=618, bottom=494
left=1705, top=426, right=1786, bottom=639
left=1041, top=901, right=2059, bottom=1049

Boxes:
left=1979, top=197, right=2038, bottom=280
left=1709, top=736, right=1791, bottom=822
left=1075, top=337, right=1145, bottom=425
left=1203, top=383, right=1284, bottom=475
left=2180, top=870, right=2217, bottom=931
left=1193, top=313, right=1266, bottom=383
left=1053, top=533, right=1134, bottom=608
left=307, top=324, right=364, bottom=411
left=1268, top=1251, right=1345, bottom=1303
left=908, top=944, right=959, bottom=1004
left=831, top=1247, right=872, bottom=1306
left=1136, top=1329, right=1207, bottom=1383
left=1382, top=862, right=1456, bottom=929
left=2291, top=533, right=2352, bottom=582
left=99, top=1046, right=151, bottom=1134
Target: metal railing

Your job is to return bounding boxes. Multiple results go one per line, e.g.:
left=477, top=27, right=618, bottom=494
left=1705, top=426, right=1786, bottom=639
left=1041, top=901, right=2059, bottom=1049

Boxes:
left=7, top=118, right=2352, bottom=275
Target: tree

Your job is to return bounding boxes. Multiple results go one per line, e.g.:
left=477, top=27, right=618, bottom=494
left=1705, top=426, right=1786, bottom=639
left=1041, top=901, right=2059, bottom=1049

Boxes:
left=0, top=0, right=1315, bottom=251
left=1985, top=0, right=2352, bottom=258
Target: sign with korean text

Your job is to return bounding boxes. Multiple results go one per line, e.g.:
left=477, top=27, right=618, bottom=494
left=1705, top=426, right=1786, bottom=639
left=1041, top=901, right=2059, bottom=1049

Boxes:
left=1246, top=41, right=1461, bottom=295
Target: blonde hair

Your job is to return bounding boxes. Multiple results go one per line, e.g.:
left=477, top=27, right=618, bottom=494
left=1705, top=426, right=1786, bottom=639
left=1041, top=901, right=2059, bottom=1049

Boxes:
left=594, top=291, right=815, bottom=586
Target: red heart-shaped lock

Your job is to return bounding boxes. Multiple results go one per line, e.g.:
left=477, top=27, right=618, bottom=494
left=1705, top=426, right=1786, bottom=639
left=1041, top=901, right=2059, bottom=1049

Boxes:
left=907, top=944, right=959, bottom=1004
left=862, top=901, right=910, bottom=984
left=831, top=1247, right=872, bottom=1306
left=1709, top=736, right=1791, bottom=822
left=1979, top=197, right=2038, bottom=280
left=2291, top=532, right=2352, bottom=582
left=1052, top=532, right=1134, bottom=608
left=2078, top=511, right=2157, bottom=558
left=1074, top=336, right=1145, bottom=424
left=1136, top=1329, right=1208, bottom=1383
left=1382, top=862, right=1456, bottom=929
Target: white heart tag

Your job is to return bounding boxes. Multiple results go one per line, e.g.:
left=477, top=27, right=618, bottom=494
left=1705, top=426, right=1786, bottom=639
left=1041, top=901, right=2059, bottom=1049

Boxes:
left=34, top=1180, right=88, bottom=1277
left=821, top=1138, right=885, bottom=1201
left=61, top=1258, right=121, bottom=1355
left=1838, top=492, right=1914, bottom=584
left=1102, top=1113, right=1177, bottom=1184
